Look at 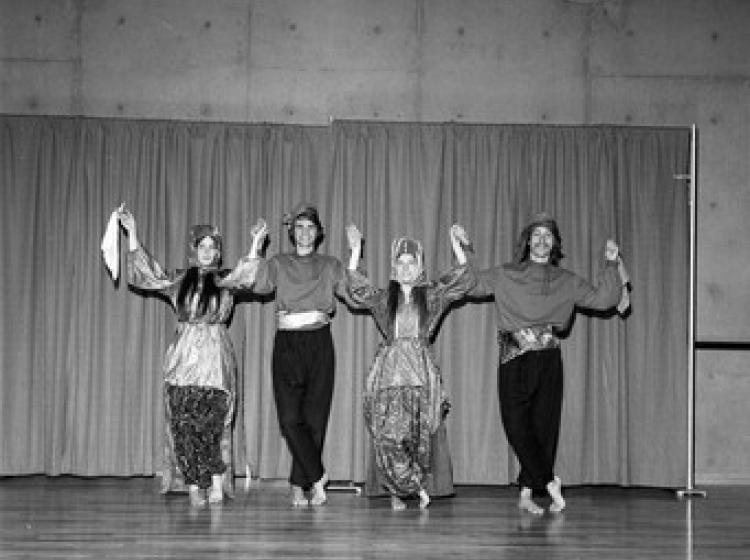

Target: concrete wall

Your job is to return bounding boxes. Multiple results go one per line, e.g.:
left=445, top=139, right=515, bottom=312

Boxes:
left=2, top=0, right=749, bottom=484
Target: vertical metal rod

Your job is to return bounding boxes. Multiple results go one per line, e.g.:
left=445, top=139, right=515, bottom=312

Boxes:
left=687, top=123, right=696, bottom=490
left=678, top=124, right=706, bottom=499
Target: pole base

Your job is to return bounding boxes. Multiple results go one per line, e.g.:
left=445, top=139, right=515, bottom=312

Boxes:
left=676, top=488, right=707, bottom=499
left=327, top=482, right=362, bottom=495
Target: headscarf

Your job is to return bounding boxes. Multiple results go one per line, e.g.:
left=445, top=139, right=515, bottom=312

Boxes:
left=390, top=236, right=427, bottom=285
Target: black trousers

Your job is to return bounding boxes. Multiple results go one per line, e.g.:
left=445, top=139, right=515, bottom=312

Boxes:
left=272, top=325, right=335, bottom=489
left=497, top=348, right=563, bottom=491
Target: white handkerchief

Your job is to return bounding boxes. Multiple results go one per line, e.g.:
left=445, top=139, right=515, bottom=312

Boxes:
left=101, top=210, right=120, bottom=281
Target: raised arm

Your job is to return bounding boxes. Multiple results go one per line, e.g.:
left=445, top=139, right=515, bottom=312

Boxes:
left=118, top=206, right=177, bottom=292
left=605, top=239, right=619, bottom=262
left=217, top=218, right=267, bottom=289
left=575, top=238, right=623, bottom=310
left=430, top=224, right=477, bottom=304
left=242, top=218, right=278, bottom=295
left=345, top=223, right=363, bottom=271
left=449, top=223, right=471, bottom=265
left=248, top=218, right=268, bottom=259
left=118, top=206, right=140, bottom=252
left=418, top=225, right=477, bottom=335
left=338, top=224, right=384, bottom=309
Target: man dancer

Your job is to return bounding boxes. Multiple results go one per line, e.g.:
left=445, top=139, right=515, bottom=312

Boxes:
left=470, top=212, right=624, bottom=514
left=248, top=203, right=358, bottom=507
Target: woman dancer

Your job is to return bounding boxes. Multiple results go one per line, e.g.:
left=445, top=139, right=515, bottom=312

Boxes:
left=119, top=207, right=260, bottom=506
left=345, top=224, right=474, bottom=510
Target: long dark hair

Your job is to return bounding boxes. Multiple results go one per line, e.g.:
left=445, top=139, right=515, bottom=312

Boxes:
left=176, top=267, right=222, bottom=316
left=386, top=280, right=428, bottom=333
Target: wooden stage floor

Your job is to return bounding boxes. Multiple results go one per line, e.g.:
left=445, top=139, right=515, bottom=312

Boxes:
left=0, top=476, right=747, bottom=559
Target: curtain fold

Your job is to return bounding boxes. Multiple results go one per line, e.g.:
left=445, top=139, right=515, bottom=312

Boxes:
left=0, top=116, right=689, bottom=487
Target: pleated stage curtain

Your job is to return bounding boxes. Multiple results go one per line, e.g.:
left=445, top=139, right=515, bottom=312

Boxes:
left=0, top=116, right=689, bottom=487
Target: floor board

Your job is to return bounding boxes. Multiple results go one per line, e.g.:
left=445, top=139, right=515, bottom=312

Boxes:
left=0, top=477, right=747, bottom=559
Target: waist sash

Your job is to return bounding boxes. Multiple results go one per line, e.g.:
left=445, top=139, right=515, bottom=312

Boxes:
left=498, top=325, right=560, bottom=364
left=277, top=310, right=331, bottom=330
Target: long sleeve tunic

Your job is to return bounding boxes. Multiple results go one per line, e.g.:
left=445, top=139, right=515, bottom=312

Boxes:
left=127, top=245, right=258, bottom=393
left=469, top=260, right=622, bottom=333
left=346, top=264, right=476, bottom=425
left=346, top=264, right=476, bottom=344
left=249, top=253, right=349, bottom=327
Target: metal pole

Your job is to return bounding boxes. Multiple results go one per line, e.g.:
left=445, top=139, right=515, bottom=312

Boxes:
left=677, top=124, right=706, bottom=499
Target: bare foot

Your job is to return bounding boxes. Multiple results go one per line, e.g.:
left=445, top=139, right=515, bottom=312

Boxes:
left=208, top=485, right=223, bottom=504
left=518, top=487, right=544, bottom=515
left=208, top=475, right=223, bottom=504
left=418, top=489, right=431, bottom=509
left=391, top=495, right=407, bottom=510
left=310, top=473, right=328, bottom=506
left=546, top=476, right=566, bottom=513
left=189, top=485, right=206, bottom=507
left=291, top=485, right=308, bottom=507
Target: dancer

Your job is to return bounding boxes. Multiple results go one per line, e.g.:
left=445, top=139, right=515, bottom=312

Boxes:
left=247, top=203, right=356, bottom=507
left=118, top=207, right=260, bottom=507
left=345, top=224, right=474, bottom=510
left=469, top=212, right=624, bottom=514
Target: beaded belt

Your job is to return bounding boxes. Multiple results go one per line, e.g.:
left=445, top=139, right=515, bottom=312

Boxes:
left=498, top=325, right=560, bottom=364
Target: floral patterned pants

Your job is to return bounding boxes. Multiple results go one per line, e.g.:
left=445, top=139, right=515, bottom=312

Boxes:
left=364, top=386, right=432, bottom=496
left=166, top=385, right=229, bottom=489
